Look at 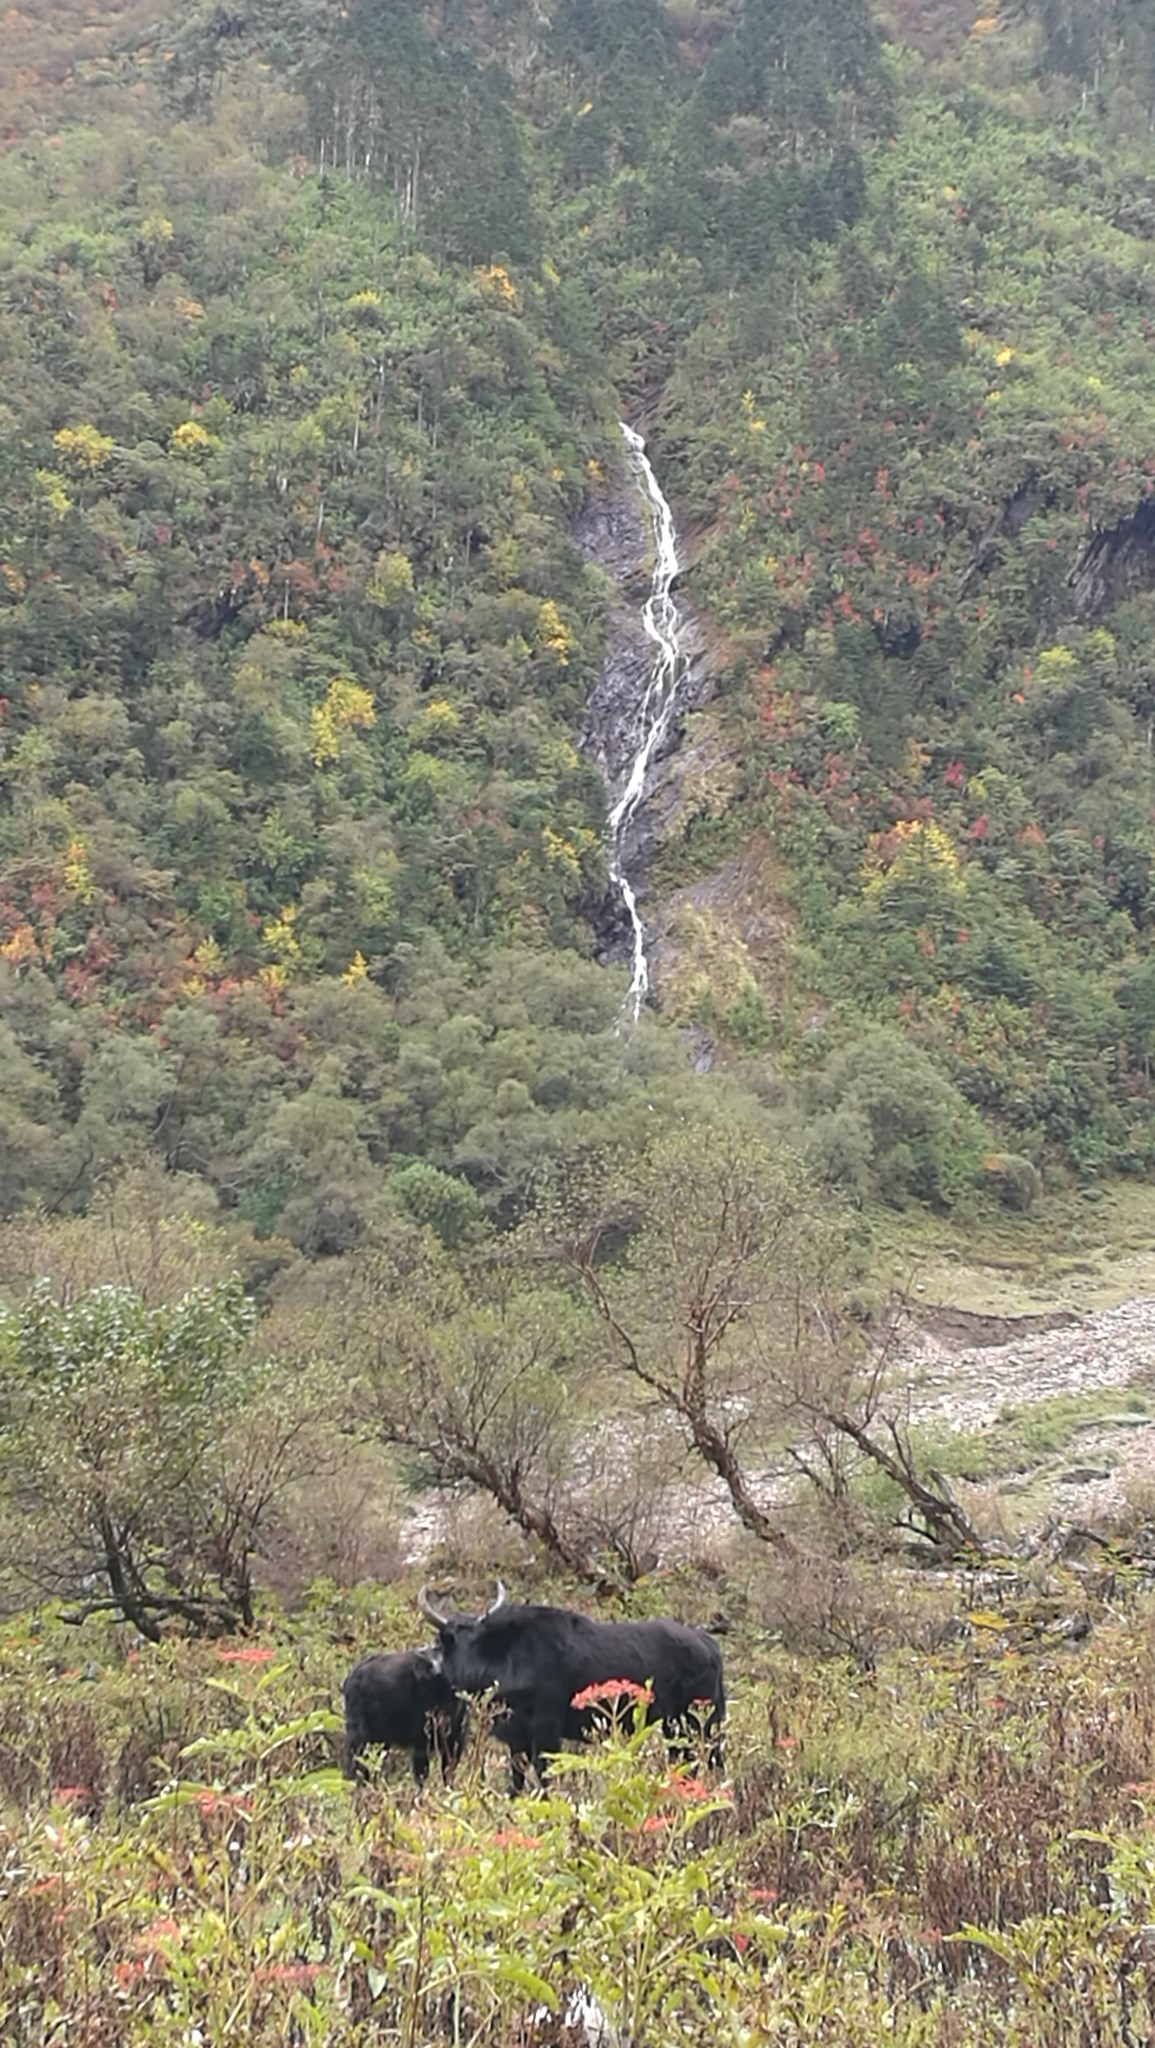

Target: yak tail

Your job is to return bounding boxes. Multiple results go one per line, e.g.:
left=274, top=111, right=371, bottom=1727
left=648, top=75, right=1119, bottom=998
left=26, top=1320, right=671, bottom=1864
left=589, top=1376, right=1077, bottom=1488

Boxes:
left=342, top=1693, right=369, bottom=1779
left=705, top=1677, right=726, bottom=1773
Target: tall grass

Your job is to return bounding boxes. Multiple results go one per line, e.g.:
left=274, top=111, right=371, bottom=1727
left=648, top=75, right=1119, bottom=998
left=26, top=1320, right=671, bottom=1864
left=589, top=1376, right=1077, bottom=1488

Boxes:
left=2, top=1592, right=1155, bottom=2043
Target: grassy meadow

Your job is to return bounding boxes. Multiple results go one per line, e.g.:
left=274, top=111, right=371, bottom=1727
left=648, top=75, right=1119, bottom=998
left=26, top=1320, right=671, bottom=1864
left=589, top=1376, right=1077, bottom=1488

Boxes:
left=4, top=1568, right=1155, bottom=2046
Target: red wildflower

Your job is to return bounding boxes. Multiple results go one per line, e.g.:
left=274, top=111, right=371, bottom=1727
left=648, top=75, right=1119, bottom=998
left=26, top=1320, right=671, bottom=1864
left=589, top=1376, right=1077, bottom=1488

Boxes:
left=570, top=1679, right=652, bottom=1710
left=136, top=1917, right=181, bottom=1949
left=732, top=1931, right=750, bottom=1955
left=491, top=1829, right=542, bottom=1850
left=641, top=1814, right=671, bottom=1833
left=666, top=1776, right=713, bottom=1803
left=253, top=1962, right=329, bottom=1988
left=197, top=1788, right=251, bottom=1818
left=750, top=1886, right=778, bottom=1903
left=52, top=1785, right=88, bottom=1805
left=216, top=1645, right=275, bottom=1665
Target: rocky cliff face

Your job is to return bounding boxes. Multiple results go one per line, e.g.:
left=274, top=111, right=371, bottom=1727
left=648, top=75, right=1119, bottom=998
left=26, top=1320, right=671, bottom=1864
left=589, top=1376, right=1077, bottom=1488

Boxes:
left=574, top=459, right=715, bottom=977
left=1069, top=497, right=1155, bottom=618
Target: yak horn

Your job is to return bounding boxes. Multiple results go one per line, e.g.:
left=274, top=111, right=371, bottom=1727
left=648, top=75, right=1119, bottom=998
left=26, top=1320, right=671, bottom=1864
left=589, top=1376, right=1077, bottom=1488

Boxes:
left=485, top=1579, right=507, bottom=1616
left=417, top=1585, right=450, bottom=1628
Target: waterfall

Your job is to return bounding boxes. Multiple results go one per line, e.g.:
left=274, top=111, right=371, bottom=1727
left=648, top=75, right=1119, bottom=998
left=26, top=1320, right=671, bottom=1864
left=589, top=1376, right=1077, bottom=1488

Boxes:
left=607, top=421, right=688, bottom=1019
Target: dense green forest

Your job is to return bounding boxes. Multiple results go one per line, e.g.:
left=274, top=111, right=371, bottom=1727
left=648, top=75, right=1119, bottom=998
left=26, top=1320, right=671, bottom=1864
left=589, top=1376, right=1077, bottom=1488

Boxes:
left=2, top=0, right=1155, bottom=1242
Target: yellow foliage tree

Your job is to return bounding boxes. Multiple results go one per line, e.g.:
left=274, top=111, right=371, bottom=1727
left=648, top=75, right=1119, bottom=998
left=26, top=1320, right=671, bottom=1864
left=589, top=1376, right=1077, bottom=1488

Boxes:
left=474, top=263, right=521, bottom=311
left=63, top=839, right=95, bottom=905
left=541, top=826, right=582, bottom=882
left=169, top=420, right=218, bottom=458
left=52, top=425, right=113, bottom=474
left=311, top=677, right=376, bottom=765
left=366, top=549, right=415, bottom=612
left=35, top=470, right=72, bottom=519
left=262, top=905, right=301, bottom=984
left=862, top=818, right=964, bottom=903
left=536, top=598, right=574, bottom=667
left=409, top=698, right=460, bottom=747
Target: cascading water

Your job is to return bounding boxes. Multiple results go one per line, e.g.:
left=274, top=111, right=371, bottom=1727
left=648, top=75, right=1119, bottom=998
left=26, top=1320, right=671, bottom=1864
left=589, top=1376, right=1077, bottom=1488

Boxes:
left=606, top=421, right=689, bottom=1018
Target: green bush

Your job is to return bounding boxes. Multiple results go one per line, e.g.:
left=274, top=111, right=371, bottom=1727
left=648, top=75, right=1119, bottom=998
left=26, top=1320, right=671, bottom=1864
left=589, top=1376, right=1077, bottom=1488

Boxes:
left=808, top=1027, right=989, bottom=1209
left=980, top=1151, right=1044, bottom=1212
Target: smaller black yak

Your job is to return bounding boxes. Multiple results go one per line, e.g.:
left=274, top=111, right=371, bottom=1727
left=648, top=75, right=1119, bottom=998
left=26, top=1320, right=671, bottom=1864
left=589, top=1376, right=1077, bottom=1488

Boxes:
left=342, top=1647, right=468, bottom=1785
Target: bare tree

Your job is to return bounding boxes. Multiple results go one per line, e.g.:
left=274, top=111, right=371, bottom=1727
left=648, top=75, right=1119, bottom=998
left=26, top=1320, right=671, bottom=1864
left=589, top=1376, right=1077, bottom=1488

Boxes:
left=332, top=1226, right=608, bottom=1581
left=535, top=1119, right=985, bottom=1562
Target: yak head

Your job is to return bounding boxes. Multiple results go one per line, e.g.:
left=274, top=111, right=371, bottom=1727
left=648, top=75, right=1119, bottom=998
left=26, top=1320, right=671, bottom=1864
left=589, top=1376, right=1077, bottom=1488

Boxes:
left=417, top=1582, right=510, bottom=1694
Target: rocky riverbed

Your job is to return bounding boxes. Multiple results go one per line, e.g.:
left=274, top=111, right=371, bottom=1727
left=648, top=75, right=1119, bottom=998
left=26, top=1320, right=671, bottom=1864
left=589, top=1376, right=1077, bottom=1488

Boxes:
left=399, top=1291, right=1155, bottom=1567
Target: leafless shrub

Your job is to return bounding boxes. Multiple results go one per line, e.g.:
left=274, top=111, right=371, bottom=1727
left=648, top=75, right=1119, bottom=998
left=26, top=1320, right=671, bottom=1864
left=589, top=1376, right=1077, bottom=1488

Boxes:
left=413, top=1488, right=534, bottom=1579
left=555, top=1419, right=687, bottom=1582
left=0, top=1165, right=233, bottom=1304
left=259, top=1441, right=405, bottom=1601
left=536, top=1120, right=986, bottom=1564
left=752, top=1507, right=955, bottom=1664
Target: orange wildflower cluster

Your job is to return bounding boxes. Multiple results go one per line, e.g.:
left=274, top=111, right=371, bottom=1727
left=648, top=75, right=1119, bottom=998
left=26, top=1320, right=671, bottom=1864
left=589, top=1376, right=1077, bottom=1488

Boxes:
left=570, top=1678, right=652, bottom=1709
left=137, top=1917, right=182, bottom=1947
left=664, top=1775, right=713, bottom=1803
left=115, top=1917, right=182, bottom=1989
left=253, top=1962, right=330, bottom=1988
left=216, top=1644, right=275, bottom=1665
left=196, top=1788, right=252, bottom=1818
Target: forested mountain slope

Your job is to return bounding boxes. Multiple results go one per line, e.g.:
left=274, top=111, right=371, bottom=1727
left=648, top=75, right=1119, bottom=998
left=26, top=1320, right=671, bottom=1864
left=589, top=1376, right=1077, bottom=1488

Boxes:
left=2, top=0, right=1155, bottom=1244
